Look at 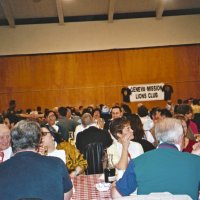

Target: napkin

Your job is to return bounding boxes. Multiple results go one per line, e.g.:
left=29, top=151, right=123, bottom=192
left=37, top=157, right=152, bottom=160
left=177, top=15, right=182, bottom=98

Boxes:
left=95, top=182, right=111, bottom=191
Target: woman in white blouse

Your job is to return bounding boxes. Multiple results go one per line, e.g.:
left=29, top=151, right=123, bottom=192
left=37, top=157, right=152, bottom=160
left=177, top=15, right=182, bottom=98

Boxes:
left=107, top=117, right=143, bottom=173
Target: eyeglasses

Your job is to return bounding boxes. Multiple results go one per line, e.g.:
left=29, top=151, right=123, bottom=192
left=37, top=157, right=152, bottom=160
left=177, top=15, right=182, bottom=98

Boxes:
left=48, top=115, right=56, bottom=119
left=41, top=131, right=50, bottom=136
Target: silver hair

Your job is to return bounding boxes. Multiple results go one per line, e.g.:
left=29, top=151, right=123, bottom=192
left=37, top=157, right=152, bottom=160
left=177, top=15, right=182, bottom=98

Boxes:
left=155, top=118, right=183, bottom=144
left=81, top=113, right=93, bottom=127
left=11, top=120, right=41, bottom=153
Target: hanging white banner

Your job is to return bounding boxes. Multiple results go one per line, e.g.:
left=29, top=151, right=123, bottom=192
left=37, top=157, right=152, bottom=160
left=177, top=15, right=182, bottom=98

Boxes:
left=128, top=83, right=164, bottom=102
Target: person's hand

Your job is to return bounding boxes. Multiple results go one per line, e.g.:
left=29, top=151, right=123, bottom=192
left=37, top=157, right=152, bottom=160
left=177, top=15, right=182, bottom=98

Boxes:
left=118, top=132, right=132, bottom=149
left=70, top=171, right=77, bottom=178
left=69, top=166, right=83, bottom=178
left=96, top=118, right=105, bottom=129
left=75, top=166, right=83, bottom=175
left=111, top=181, right=116, bottom=187
left=37, top=145, right=48, bottom=155
left=194, top=134, right=200, bottom=141
left=191, top=142, right=200, bottom=156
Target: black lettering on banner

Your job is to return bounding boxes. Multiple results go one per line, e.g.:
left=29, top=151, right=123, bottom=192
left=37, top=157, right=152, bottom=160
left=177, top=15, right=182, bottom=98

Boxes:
left=147, top=86, right=153, bottom=91
left=141, top=87, right=146, bottom=92
left=147, top=85, right=162, bottom=92
left=131, top=87, right=137, bottom=92
left=130, top=87, right=133, bottom=92
left=148, top=92, right=158, bottom=98
left=131, top=87, right=146, bottom=92
left=136, top=93, right=147, bottom=99
left=153, top=86, right=162, bottom=91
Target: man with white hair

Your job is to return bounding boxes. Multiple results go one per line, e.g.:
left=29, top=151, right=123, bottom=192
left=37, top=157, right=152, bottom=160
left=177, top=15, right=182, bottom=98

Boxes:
left=111, top=118, right=200, bottom=200
left=0, top=124, right=12, bottom=163
left=76, top=113, right=113, bottom=154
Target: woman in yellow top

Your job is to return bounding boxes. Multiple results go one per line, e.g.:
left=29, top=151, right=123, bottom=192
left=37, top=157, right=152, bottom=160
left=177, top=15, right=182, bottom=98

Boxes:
left=57, top=141, right=88, bottom=177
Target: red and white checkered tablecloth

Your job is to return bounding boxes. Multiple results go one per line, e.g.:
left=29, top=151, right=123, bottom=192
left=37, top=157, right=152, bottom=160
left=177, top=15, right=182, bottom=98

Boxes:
left=71, top=174, right=112, bottom=200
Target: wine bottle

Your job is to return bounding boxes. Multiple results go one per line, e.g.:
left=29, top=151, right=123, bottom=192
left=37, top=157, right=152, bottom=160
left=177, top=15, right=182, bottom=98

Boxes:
left=104, top=154, right=116, bottom=183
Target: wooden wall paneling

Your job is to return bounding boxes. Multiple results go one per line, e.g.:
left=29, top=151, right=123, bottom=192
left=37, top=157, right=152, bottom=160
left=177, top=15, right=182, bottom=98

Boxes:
left=30, top=90, right=62, bottom=110
left=74, top=87, right=105, bottom=107
left=74, top=51, right=119, bottom=87
left=57, top=89, right=80, bottom=107
left=96, top=50, right=121, bottom=86
left=30, top=55, right=61, bottom=90
left=0, top=59, right=8, bottom=92
left=74, top=52, right=97, bottom=87
left=173, top=82, right=200, bottom=100
left=0, top=94, right=10, bottom=113
left=29, top=56, right=52, bottom=90
left=173, top=47, right=194, bottom=83
left=56, top=89, right=80, bottom=108
left=0, top=45, right=199, bottom=113
left=104, top=86, right=122, bottom=107
left=170, top=46, right=200, bottom=101
left=12, top=92, right=34, bottom=112
left=5, top=56, right=32, bottom=90
left=62, top=54, right=79, bottom=88
left=117, top=47, right=174, bottom=84
left=0, top=91, right=33, bottom=113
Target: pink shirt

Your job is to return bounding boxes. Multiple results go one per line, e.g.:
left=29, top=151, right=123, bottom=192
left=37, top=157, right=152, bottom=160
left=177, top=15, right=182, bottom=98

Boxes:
left=189, top=120, right=198, bottom=134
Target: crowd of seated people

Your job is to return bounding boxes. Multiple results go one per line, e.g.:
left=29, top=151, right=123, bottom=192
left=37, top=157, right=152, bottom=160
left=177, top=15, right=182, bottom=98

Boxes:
left=0, top=98, right=200, bottom=199
left=0, top=98, right=200, bottom=154
left=0, top=98, right=200, bottom=148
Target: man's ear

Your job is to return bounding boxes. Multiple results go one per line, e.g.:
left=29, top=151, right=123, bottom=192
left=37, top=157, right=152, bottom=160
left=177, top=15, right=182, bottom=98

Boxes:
left=178, top=134, right=184, bottom=150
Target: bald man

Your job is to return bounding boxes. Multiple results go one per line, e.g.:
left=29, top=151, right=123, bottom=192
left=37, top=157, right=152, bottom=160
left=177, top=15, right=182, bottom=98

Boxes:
left=0, top=124, right=12, bottom=163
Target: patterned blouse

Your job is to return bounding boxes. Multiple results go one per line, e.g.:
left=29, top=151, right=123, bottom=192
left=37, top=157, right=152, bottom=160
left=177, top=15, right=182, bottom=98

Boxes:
left=57, top=141, right=88, bottom=173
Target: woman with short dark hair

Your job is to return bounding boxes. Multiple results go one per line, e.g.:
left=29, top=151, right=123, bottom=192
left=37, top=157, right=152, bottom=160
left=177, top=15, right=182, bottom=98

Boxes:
left=128, top=114, right=155, bottom=152
left=107, top=117, right=143, bottom=178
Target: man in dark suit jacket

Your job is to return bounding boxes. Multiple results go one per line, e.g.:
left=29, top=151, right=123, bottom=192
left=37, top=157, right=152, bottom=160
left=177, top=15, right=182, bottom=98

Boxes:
left=76, top=113, right=113, bottom=154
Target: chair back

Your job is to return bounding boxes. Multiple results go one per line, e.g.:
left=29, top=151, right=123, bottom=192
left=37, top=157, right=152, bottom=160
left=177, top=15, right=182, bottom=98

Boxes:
left=83, top=143, right=104, bottom=175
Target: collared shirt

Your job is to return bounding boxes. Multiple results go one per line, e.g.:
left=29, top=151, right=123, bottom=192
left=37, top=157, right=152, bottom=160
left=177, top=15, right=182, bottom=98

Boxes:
left=158, top=142, right=181, bottom=151
left=107, top=136, right=144, bottom=166
left=46, top=142, right=66, bottom=164
left=46, top=123, right=59, bottom=132
left=2, top=146, right=12, bottom=162
left=48, top=148, right=66, bottom=164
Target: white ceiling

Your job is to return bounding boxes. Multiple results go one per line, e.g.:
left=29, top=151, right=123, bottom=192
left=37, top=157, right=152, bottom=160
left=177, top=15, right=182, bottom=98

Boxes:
left=0, top=0, right=200, bottom=28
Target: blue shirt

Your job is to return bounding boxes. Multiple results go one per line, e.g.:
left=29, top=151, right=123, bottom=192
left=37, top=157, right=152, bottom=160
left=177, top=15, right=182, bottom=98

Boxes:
left=116, top=143, right=200, bottom=200
left=0, top=151, right=72, bottom=200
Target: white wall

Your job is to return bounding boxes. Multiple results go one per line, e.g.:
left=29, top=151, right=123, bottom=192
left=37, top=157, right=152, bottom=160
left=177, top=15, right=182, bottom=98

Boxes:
left=0, top=14, right=200, bottom=56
